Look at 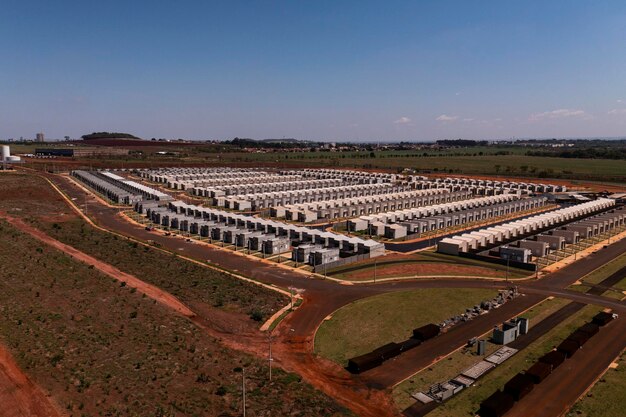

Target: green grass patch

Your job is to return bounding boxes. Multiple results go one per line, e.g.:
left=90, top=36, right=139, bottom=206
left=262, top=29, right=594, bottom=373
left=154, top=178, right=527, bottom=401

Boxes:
left=315, top=288, right=496, bottom=366
left=577, top=252, right=626, bottom=286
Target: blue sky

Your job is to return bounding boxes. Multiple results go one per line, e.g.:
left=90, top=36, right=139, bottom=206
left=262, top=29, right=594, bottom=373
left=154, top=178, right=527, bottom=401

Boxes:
left=2, top=1, right=626, bottom=141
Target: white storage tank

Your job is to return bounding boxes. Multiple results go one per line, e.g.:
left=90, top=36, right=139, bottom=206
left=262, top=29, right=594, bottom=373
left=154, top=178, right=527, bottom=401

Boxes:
left=1, top=145, right=9, bottom=161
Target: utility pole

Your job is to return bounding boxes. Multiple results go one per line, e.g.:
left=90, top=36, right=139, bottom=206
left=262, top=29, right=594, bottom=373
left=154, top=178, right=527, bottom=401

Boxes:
left=374, top=258, right=377, bottom=284
left=535, top=258, right=539, bottom=280
left=268, top=332, right=273, bottom=381
left=506, top=257, right=510, bottom=283
left=242, top=368, right=246, bottom=417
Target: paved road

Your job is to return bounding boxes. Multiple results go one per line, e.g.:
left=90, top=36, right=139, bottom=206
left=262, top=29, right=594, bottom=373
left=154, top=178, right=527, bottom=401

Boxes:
left=42, top=172, right=626, bottom=417
left=506, top=316, right=626, bottom=417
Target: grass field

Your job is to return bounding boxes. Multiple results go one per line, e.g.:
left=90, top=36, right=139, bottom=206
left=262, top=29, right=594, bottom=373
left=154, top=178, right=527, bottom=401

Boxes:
left=569, top=252, right=626, bottom=300
left=0, top=220, right=351, bottom=416
left=41, top=218, right=287, bottom=322
left=9, top=143, right=626, bottom=183
left=213, top=150, right=626, bottom=182
left=392, top=296, right=571, bottom=411
left=327, top=251, right=529, bottom=281
left=314, top=288, right=496, bottom=366
left=425, top=304, right=602, bottom=417
left=566, top=351, right=626, bottom=417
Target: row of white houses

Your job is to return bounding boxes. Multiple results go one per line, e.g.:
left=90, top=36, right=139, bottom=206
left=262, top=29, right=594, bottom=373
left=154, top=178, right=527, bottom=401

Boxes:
left=195, top=178, right=349, bottom=199
left=277, top=189, right=469, bottom=223
left=98, top=171, right=173, bottom=201
left=137, top=167, right=261, bottom=184
left=437, top=198, right=616, bottom=256
left=136, top=200, right=385, bottom=265
left=72, top=170, right=143, bottom=204
left=428, top=177, right=567, bottom=193
left=348, top=194, right=522, bottom=230
left=349, top=196, right=548, bottom=239
left=72, top=170, right=173, bottom=203
left=215, top=183, right=412, bottom=211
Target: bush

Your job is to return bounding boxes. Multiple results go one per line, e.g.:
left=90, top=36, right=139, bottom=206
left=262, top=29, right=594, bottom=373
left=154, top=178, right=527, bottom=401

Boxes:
left=249, top=310, right=264, bottom=322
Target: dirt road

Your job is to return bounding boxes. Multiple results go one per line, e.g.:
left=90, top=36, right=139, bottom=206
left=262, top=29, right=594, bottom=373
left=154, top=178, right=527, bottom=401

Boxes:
left=0, top=343, right=65, bottom=417
left=0, top=212, right=195, bottom=319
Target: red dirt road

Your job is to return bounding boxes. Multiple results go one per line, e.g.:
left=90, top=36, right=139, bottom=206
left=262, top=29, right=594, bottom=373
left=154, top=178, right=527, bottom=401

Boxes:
left=0, top=344, right=64, bottom=417
left=0, top=213, right=195, bottom=319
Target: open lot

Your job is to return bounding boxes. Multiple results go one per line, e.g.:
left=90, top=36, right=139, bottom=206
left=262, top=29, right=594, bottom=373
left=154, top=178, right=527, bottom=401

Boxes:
left=327, top=252, right=529, bottom=281
left=0, top=220, right=351, bottom=416
left=0, top=173, right=288, bottom=324
left=314, top=288, right=496, bottom=366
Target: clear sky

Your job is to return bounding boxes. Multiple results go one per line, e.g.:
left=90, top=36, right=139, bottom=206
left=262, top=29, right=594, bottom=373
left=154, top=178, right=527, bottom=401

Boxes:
left=2, top=1, right=626, bottom=141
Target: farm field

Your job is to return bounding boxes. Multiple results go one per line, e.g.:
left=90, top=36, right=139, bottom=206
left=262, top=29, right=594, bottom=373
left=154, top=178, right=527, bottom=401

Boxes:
left=314, top=288, right=496, bottom=366
left=0, top=220, right=351, bottom=416
left=10, top=143, right=626, bottom=184
left=0, top=173, right=288, bottom=324
left=214, top=150, right=626, bottom=182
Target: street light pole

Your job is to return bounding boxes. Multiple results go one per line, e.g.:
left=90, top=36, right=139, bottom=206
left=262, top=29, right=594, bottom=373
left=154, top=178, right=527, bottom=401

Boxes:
left=268, top=333, right=273, bottom=381
left=374, top=258, right=377, bottom=284
left=242, top=368, right=246, bottom=417
left=506, top=257, right=510, bottom=283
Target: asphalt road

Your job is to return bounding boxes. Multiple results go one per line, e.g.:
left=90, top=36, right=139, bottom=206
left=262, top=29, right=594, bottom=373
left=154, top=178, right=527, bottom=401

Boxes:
left=43, top=172, right=626, bottom=417
left=506, top=316, right=626, bottom=417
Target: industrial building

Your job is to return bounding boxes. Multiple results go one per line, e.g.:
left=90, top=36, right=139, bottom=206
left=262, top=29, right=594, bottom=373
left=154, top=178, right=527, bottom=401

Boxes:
left=492, top=318, right=529, bottom=344
left=1, top=145, right=22, bottom=166
left=35, top=147, right=130, bottom=157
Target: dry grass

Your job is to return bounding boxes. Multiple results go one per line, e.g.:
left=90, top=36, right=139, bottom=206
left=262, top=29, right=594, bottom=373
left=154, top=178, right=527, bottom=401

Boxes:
left=0, top=220, right=351, bottom=416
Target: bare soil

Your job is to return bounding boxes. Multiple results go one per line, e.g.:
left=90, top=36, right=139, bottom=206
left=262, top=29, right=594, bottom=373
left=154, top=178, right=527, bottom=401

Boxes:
left=0, top=343, right=64, bottom=417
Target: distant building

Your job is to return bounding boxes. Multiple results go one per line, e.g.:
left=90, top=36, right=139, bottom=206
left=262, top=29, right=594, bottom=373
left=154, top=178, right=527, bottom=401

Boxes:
left=36, top=132, right=45, bottom=142
left=35, top=147, right=130, bottom=157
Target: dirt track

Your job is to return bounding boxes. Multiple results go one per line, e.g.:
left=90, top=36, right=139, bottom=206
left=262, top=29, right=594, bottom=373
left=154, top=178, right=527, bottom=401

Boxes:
left=0, top=344, right=64, bottom=417
left=0, top=213, right=195, bottom=319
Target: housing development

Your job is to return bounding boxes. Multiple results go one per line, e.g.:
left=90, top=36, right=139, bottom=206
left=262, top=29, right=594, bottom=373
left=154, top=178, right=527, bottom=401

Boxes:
left=2, top=2, right=626, bottom=417
left=1, top=142, right=625, bottom=416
